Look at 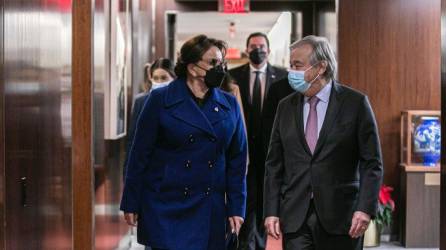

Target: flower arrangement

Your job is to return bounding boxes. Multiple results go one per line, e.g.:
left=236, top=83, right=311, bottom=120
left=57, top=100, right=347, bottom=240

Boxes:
left=376, top=185, right=395, bottom=228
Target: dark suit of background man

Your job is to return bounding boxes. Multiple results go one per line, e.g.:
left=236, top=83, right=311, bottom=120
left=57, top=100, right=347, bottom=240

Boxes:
left=264, top=35, right=383, bottom=250
left=229, top=32, right=290, bottom=250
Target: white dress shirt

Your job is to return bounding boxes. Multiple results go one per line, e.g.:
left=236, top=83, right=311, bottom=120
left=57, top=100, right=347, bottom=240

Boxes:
left=249, top=63, right=268, bottom=108
left=303, top=81, right=333, bottom=138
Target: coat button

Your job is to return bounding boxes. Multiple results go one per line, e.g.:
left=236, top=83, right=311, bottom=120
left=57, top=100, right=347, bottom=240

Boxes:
left=185, top=160, right=191, bottom=168
left=208, top=161, right=213, bottom=168
left=189, top=134, right=195, bottom=143
left=205, top=187, right=211, bottom=195
left=184, top=187, right=189, bottom=196
left=210, top=137, right=216, bottom=142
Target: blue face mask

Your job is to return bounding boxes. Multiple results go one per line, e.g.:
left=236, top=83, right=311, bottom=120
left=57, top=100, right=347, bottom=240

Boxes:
left=288, top=65, right=320, bottom=94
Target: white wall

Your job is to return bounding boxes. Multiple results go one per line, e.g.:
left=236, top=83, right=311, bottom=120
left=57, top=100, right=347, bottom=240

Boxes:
left=267, top=12, right=291, bottom=68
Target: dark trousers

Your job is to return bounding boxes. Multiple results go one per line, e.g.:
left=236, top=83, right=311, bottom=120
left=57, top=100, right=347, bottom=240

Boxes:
left=283, top=201, right=363, bottom=250
left=237, top=204, right=265, bottom=250
left=238, top=161, right=266, bottom=250
left=238, top=122, right=266, bottom=250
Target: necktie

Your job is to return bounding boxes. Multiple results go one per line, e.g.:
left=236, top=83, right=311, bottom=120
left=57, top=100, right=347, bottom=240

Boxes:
left=252, top=71, right=261, bottom=111
left=251, top=71, right=262, bottom=138
left=305, top=96, right=320, bottom=154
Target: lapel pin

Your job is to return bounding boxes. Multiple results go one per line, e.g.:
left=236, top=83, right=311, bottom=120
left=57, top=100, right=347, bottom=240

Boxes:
left=271, top=74, right=276, bottom=79
left=214, top=107, right=219, bottom=112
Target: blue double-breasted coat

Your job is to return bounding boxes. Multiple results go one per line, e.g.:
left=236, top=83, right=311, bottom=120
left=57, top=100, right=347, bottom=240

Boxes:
left=120, top=78, right=248, bottom=250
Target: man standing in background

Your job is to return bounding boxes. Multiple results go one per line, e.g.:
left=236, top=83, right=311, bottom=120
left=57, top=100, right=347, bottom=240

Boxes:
left=229, top=32, right=291, bottom=250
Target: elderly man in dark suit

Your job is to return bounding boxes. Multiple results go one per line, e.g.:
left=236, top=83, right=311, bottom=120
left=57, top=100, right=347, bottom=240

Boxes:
left=229, top=32, right=290, bottom=250
left=264, top=35, right=383, bottom=250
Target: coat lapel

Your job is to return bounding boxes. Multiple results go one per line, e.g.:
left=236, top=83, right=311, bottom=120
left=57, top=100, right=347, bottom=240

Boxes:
left=202, top=88, right=230, bottom=125
left=165, top=79, right=217, bottom=138
left=264, top=63, right=277, bottom=100
left=291, top=93, right=312, bottom=156
left=312, top=82, right=345, bottom=158
left=238, top=64, right=251, bottom=108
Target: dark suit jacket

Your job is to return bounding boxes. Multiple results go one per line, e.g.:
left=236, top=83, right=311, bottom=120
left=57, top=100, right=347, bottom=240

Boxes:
left=229, top=63, right=288, bottom=224
left=130, top=92, right=150, bottom=143
left=229, top=63, right=288, bottom=161
left=263, top=81, right=383, bottom=235
left=262, top=78, right=294, bottom=154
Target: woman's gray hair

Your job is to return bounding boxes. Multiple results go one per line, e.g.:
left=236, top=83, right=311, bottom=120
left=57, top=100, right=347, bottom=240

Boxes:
left=290, top=35, right=337, bottom=80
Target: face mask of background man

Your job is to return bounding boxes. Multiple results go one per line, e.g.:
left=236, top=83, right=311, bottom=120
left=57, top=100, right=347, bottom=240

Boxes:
left=246, top=35, right=270, bottom=67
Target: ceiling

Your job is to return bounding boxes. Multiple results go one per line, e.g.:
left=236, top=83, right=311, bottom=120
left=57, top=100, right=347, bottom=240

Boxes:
left=176, top=12, right=284, bottom=52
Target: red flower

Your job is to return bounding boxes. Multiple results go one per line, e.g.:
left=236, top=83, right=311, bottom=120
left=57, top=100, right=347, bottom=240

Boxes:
left=376, top=184, right=395, bottom=227
left=379, top=185, right=395, bottom=211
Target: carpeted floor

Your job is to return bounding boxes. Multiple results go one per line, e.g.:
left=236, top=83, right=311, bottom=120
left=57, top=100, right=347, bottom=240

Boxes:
left=117, top=229, right=439, bottom=250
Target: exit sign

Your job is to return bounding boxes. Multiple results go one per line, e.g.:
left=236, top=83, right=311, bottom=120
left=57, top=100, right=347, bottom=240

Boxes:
left=219, top=0, right=250, bottom=13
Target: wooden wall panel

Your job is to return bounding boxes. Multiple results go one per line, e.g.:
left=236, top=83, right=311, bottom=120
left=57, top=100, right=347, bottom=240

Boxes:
left=338, top=0, right=441, bottom=237
left=73, top=0, right=93, bottom=249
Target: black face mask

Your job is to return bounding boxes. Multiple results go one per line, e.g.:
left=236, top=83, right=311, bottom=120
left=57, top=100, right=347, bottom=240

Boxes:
left=196, top=64, right=227, bottom=88
left=249, top=48, right=267, bottom=65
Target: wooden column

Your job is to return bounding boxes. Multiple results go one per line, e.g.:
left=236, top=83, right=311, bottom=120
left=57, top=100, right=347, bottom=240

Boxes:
left=72, top=0, right=94, bottom=249
left=441, top=0, right=446, bottom=248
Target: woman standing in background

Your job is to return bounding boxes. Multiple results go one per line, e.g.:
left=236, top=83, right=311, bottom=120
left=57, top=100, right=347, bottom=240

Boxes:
left=124, top=58, right=176, bottom=179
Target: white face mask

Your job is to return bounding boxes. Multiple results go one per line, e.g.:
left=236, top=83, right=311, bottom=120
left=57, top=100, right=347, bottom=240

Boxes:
left=151, top=81, right=171, bottom=90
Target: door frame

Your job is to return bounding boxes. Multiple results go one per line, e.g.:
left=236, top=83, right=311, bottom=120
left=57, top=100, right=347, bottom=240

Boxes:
left=441, top=0, right=446, bottom=249
left=0, top=0, right=5, bottom=248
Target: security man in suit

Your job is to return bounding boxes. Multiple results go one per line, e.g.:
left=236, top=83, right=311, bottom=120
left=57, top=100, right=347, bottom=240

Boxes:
left=229, top=32, right=288, bottom=250
left=264, top=35, right=383, bottom=250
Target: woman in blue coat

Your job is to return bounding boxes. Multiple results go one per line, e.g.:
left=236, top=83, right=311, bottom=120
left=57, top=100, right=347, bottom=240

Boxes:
left=120, top=35, right=248, bottom=250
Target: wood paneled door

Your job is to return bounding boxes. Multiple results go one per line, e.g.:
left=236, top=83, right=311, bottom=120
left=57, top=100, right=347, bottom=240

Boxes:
left=1, top=0, right=73, bottom=249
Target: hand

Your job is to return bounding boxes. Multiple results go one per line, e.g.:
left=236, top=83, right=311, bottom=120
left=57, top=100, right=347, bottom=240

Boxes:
left=228, top=216, right=244, bottom=235
left=349, top=211, right=371, bottom=238
left=124, top=213, right=138, bottom=227
left=264, top=216, right=281, bottom=240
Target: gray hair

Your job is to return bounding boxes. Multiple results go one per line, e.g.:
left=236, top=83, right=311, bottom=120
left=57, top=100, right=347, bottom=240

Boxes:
left=290, top=35, right=337, bottom=80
